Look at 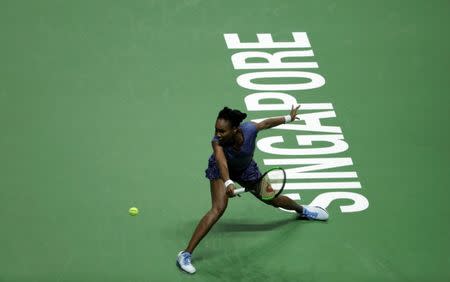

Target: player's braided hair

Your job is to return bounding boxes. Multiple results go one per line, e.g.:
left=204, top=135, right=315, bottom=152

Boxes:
left=217, top=107, right=247, bottom=128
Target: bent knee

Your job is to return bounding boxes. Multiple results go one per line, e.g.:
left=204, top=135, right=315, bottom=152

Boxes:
left=210, top=205, right=227, bottom=217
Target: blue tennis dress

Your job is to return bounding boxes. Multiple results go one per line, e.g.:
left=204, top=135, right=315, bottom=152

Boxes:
left=205, top=122, right=262, bottom=184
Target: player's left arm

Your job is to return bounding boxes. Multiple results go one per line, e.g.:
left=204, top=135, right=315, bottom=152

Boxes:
left=253, top=105, right=300, bottom=131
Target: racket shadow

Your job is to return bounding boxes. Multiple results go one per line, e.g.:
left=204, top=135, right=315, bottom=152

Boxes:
left=213, top=217, right=294, bottom=233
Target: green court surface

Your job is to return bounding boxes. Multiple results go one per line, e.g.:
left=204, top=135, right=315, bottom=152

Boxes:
left=1, top=1, right=450, bottom=281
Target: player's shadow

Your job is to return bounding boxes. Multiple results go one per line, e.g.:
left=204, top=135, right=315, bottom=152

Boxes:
left=213, top=217, right=295, bottom=233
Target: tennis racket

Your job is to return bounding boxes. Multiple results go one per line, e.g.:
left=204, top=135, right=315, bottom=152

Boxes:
left=233, top=167, right=286, bottom=201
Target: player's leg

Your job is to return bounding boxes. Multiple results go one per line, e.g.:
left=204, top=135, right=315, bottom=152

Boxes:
left=267, top=192, right=329, bottom=221
left=185, top=179, right=228, bottom=253
left=255, top=187, right=329, bottom=223
left=269, top=194, right=303, bottom=213
left=177, top=179, right=228, bottom=274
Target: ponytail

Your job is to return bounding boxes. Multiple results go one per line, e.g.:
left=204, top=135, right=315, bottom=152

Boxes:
left=217, top=107, right=247, bottom=127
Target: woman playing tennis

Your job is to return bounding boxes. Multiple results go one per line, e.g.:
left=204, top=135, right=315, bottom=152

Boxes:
left=176, top=106, right=329, bottom=274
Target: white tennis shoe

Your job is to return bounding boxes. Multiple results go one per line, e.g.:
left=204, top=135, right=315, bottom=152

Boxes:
left=176, top=251, right=196, bottom=274
left=300, top=205, right=329, bottom=221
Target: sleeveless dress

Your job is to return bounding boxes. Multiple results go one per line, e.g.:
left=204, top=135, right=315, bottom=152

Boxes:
left=205, top=122, right=261, bottom=184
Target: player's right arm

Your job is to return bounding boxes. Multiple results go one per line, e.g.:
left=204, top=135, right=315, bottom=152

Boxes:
left=212, top=142, right=236, bottom=197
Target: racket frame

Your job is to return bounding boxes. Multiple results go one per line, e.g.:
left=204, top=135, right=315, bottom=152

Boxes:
left=233, top=167, right=286, bottom=200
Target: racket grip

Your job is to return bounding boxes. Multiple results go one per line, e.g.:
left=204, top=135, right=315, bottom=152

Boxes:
left=233, top=188, right=246, bottom=195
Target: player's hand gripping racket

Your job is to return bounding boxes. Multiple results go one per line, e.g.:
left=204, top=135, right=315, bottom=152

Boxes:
left=233, top=167, right=286, bottom=201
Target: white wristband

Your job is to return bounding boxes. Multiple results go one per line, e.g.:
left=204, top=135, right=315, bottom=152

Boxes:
left=284, top=115, right=292, bottom=123
left=224, top=179, right=234, bottom=188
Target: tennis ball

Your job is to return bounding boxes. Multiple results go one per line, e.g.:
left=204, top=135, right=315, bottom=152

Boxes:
left=129, top=207, right=139, bottom=216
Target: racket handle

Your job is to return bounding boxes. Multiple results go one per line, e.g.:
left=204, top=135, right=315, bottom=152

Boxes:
left=233, top=188, right=246, bottom=195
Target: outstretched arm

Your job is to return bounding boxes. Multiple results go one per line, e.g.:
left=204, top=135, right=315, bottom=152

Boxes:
left=212, top=141, right=236, bottom=197
left=254, top=105, right=300, bottom=131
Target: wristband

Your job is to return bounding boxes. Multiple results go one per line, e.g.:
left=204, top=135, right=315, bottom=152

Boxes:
left=284, top=115, right=292, bottom=123
left=224, top=179, right=234, bottom=188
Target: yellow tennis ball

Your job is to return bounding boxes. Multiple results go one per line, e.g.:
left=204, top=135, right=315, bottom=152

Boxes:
left=129, top=207, right=139, bottom=216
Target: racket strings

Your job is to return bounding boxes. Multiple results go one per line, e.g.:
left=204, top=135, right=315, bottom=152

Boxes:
left=258, top=168, right=286, bottom=200
left=259, top=175, right=277, bottom=198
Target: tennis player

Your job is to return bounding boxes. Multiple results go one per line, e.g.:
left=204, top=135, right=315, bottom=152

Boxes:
left=176, top=106, right=329, bottom=274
